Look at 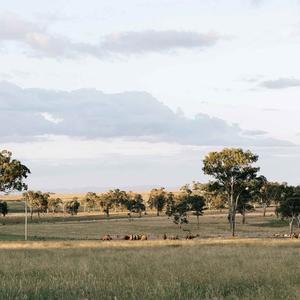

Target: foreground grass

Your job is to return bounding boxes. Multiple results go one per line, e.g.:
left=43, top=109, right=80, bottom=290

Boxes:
left=0, top=240, right=299, bottom=299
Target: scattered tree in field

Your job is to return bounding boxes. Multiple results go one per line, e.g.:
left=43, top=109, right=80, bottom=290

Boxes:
left=23, top=191, right=50, bottom=219
left=276, top=186, right=300, bottom=234
left=82, top=192, right=99, bottom=212
left=255, top=179, right=285, bottom=217
left=203, top=148, right=259, bottom=236
left=48, top=197, right=62, bottom=213
left=166, top=185, right=205, bottom=229
left=98, top=189, right=128, bottom=217
left=126, top=192, right=145, bottom=219
left=65, top=197, right=80, bottom=215
left=148, top=188, right=167, bottom=216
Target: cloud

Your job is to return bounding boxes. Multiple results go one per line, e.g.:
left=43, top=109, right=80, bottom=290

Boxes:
left=99, top=30, right=222, bottom=55
left=0, top=13, right=224, bottom=58
left=40, top=112, right=63, bottom=124
left=0, top=81, right=291, bottom=147
left=259, top=77, right=300, bottom=89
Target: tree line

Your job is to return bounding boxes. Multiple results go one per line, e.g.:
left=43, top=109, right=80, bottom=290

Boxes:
left=1, top=148, right=300, bottom=236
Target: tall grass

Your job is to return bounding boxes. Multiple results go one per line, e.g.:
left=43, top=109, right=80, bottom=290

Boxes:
left=0, top=242, right=299, bottom=299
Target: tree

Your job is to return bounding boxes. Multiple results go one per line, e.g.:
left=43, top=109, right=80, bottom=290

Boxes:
left=166, top=186, right=205, bottom=229
left=192, top=181, right=226, bottom=211
left=203, top=148, right=260, bottom=236
left=0, top=150, right=30, bottom=195
left=82, top=192, right=99, bottom=212
left=125, top=192, right=145, bottom=219
left=48, top=197, right=63, bottom=213
left=148, top=188, right=167, bottom=216
left=98, top=189, right=128, bottom=217
left=255, top=180, right=284, bottom=217
left=276, top=186, right=300, bottom=235
left=23, top=191, right=49, bottom=219
left=166, top=192, right=189, bottom=229
left=65, top=198, right=80, bottom=215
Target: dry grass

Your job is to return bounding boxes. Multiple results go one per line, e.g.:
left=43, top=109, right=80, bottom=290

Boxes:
left=0, top=241, right=299, bottom=299
left=0, top=237, right=298, bottom=250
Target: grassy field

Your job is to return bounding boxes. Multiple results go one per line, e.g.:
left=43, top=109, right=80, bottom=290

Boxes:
left=0, top=210, right=291, bottom=241
left=0, top=204, right=299, bottom=299
left=0, top=239, right=299, bottom=299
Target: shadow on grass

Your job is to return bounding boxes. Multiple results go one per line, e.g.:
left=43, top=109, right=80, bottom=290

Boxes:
left=249, top=219, right=289, bottom=228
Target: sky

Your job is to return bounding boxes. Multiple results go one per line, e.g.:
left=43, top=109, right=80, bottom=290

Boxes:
left=0, top=0, right=300, bottom=191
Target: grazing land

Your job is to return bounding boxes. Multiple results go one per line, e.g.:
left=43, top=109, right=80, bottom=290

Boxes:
left=0, top=203, right=300, bottom=299
left=0, top=239, right=299, bottom=299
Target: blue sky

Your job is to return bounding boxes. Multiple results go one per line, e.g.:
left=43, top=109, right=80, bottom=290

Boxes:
left=0, top=0, right=299, bottom=190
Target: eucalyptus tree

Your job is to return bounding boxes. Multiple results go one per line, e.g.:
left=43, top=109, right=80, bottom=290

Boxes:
left=125, top=192, right=145, bottom=219
left=82, top=192, right=99, bottom=212
left=98, top=189, right=129, bottom=217
left=166, top=185, right=205, bottom=229
left=148, top=188, right=167, bottom=216
left=203, top=148, right=260, bottom=236
left=0, top=150, right=30, bottom=195
left=23, top=191, right=50, bottom=219
left=65, top=197, right=80, bottom=215
left=276, top=185, right=300, bottom=234
left=48, top=197, right=63, bottom=213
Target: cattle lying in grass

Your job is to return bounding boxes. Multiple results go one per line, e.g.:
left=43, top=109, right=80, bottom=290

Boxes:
left=185, top=234, right=199, bottom=240
left=273, top=233, right=300, bottom=238
left=124, top=234, right=148, bottom=240
left=101, top=234, right=112, bottom=241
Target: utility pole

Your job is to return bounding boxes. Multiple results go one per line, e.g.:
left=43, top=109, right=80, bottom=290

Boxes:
left=25, top=198, right=28, bottom=241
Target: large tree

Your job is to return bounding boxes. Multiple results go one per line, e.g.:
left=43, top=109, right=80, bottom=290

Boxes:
left=203, top=148, right=260, bottom=236
left=0, top=150, right=30, bottom=194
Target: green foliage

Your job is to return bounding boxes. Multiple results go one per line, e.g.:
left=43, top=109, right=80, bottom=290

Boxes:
left=126, top=192, right=145, bottom=217
left=23, top=191, right=50, bottom=219
left=148, top=188, right=167, bottom=216
left=65, top=197, right=80, bottom=215
left=166, top=185, right=205, bottom=228
left=203, top=148, right=260, bottom=236
left=48, top=197, right=62, bottom=213
left=98, top=189, right=129, bottom=217
left=276, top=185, right=300, bottom=233
left=82, top=192, right=99, bottom=212
left=0, top=150, right=30, bottom=193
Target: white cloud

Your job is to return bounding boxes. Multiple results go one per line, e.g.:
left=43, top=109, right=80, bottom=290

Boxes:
left=259, top=77, right=300, bottom=89
left=40, top=112, right=63, bottom=124
left=0, top=13, right=224, bottom=59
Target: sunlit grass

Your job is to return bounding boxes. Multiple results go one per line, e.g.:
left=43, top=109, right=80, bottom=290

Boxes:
left=0, top=241, right=299, bottom=299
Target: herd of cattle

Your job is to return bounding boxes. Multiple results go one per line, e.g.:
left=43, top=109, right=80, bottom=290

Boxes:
left=273, top=233, right=300, bottom=238
left=101, top=233, right=200, bottom=241
left=101, top=232, right=300, bottom=241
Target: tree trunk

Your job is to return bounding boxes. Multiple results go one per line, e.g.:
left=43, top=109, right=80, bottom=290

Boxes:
left=197, top=215, right=200, bottom=229
left=157, top=208, right=159, bottom=216
left=232, top=211, right=236, bottom=237
left=263, top=203, right=267, bottom=217
left=106, top=207, right=110, bottom=218
left=242, top=210, right=246, bottom=224
left=289, top=217, right=294, bottom=235
left=30, top=207, right=33, bottom=220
